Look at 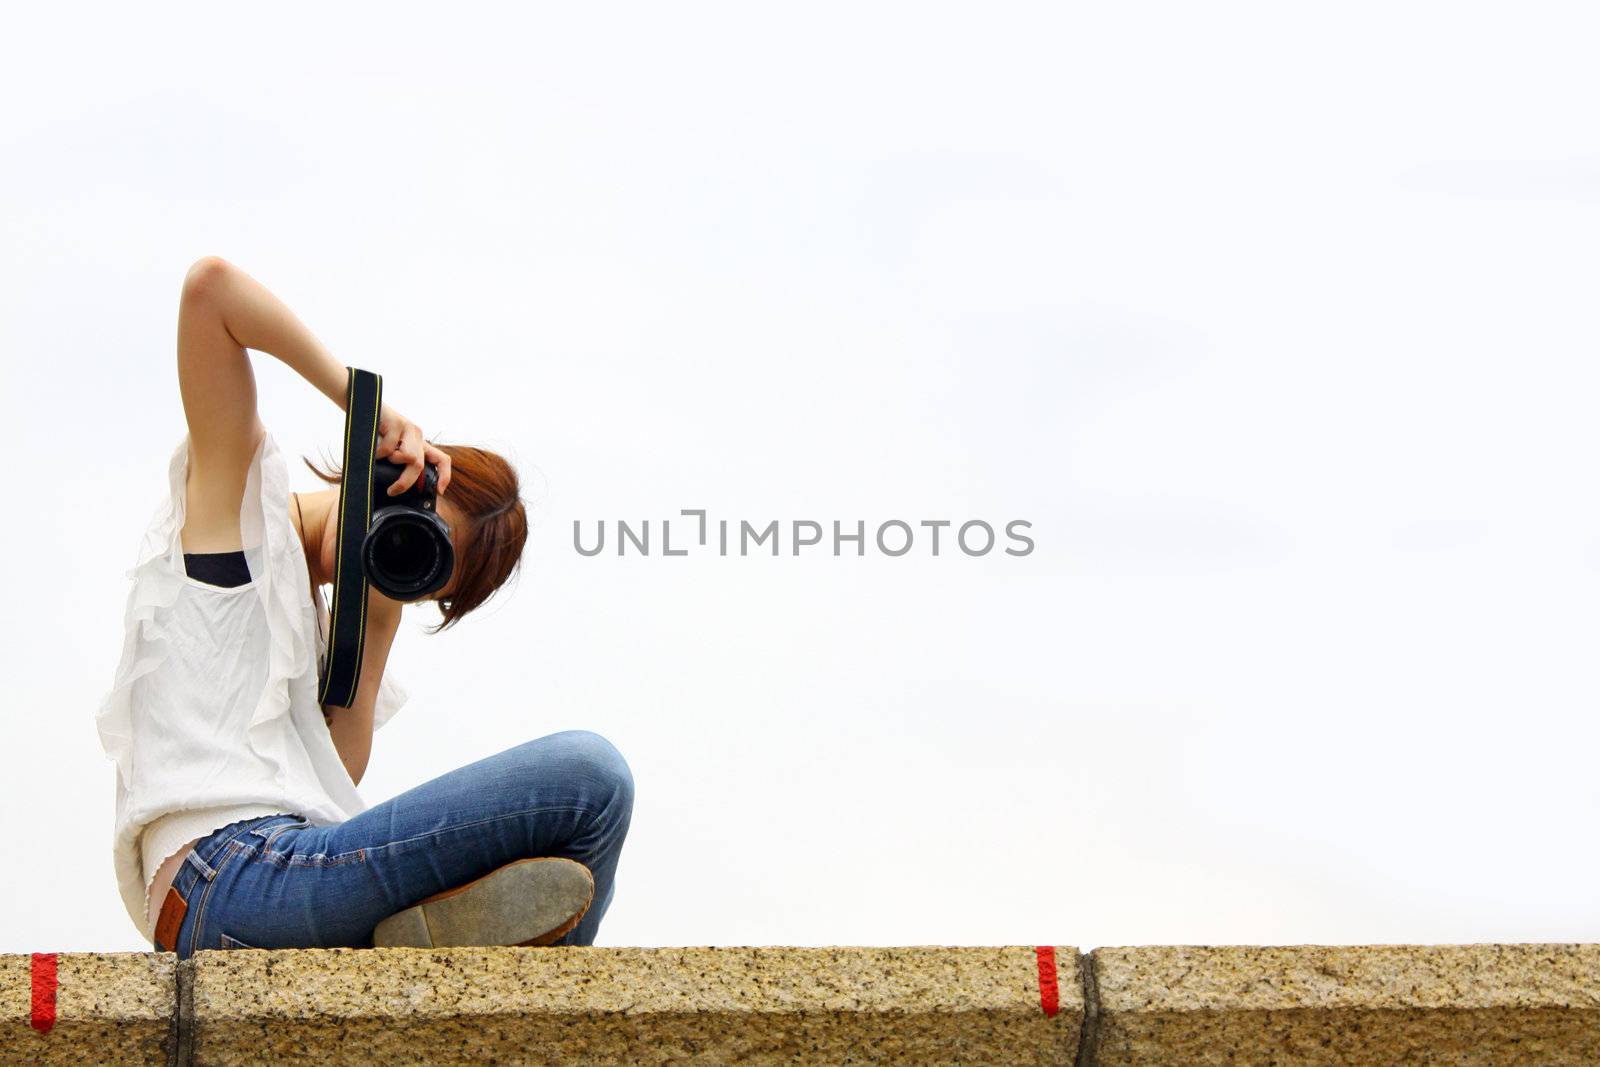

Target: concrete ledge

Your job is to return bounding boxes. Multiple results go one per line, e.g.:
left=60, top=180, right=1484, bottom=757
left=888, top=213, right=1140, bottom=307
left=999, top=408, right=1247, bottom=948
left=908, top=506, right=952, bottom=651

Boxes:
left=1092, top=944, right=1600, bottom=1064
left=15, top=944, right=1600, bottom=1064
left=1, top=951, right=175, bottom=1065
left=187, top=945, right=1080, bottom=1065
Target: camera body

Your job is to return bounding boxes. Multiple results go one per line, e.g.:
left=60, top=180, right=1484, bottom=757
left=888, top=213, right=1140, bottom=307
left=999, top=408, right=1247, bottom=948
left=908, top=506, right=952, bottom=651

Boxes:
left=365, top=458, right=455, bottom=601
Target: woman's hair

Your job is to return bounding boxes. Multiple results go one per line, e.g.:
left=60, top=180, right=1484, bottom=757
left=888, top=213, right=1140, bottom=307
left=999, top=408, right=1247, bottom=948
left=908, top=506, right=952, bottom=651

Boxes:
left=301, top=443, right=528, bottom=634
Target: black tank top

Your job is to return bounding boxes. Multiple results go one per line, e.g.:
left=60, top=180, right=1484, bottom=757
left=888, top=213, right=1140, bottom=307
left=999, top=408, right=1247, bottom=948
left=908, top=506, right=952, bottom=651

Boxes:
left=183, top=550, right=251, bottom=588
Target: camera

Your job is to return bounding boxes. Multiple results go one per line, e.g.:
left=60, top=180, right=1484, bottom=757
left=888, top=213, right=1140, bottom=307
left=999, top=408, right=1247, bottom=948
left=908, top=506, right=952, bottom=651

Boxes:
left=364, top=458, right=455, bottom=601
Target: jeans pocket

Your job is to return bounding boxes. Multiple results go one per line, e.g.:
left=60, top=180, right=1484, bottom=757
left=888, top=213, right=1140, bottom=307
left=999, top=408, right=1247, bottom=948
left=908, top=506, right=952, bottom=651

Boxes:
left=259, top=816, right=312, bottom=846
left=255, top=822, right=367, bottom=868
left=218, top=930, right=259, bottom=950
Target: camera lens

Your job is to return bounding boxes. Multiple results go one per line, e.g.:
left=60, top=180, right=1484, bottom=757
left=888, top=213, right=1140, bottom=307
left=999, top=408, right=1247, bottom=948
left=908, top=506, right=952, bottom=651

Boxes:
left=363, top=507, right=454, bottom=600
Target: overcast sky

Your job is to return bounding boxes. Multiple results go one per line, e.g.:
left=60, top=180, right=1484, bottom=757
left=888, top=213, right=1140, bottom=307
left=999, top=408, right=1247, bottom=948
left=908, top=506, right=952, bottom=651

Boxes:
left=5, top=2, right=1600, bottom=953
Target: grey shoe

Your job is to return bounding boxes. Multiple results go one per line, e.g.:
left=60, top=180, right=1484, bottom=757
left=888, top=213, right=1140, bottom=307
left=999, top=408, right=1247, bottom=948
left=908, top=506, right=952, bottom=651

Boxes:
left=372, top=857, right=595, bottom=949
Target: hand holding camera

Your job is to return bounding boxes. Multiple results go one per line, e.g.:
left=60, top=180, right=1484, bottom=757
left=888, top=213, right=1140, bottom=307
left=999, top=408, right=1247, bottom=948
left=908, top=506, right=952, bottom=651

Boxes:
left=365, top=401, right=455, bottom=602
left=375, top=402, right=452, bottom=498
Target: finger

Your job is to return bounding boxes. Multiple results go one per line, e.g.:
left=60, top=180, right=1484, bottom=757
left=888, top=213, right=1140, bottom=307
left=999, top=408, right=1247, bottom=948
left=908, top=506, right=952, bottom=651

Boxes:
left=393, top=429, right=427, bottom=495
left=388, top=425, right=419, bottom=494
left=424, top=443, right=452, bottom=496
left=402, top=445, right=425, bottom=495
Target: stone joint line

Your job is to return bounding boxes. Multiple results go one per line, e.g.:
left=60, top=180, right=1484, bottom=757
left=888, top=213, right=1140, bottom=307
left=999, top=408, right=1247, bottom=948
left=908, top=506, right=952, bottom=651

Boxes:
left=1075, top=949, right=1102, bottom=1067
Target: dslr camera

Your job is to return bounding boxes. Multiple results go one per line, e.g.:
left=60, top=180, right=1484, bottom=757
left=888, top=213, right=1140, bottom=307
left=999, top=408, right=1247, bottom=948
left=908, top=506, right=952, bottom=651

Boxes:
left=365, top=458, right=454, bottom=601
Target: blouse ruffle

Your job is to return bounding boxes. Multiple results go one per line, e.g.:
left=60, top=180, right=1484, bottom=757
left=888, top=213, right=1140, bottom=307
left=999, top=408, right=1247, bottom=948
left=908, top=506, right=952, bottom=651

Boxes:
left=96, top=429, right=409, bottom=939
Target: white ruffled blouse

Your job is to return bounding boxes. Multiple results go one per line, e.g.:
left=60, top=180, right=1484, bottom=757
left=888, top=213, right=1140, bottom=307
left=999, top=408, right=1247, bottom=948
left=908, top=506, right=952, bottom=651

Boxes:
left=95, top=429, right=407, bottom=941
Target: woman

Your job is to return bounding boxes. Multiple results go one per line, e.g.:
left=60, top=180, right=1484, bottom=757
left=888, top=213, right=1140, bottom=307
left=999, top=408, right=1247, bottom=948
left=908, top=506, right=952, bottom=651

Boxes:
left=95, top=257, right=633, bottom=959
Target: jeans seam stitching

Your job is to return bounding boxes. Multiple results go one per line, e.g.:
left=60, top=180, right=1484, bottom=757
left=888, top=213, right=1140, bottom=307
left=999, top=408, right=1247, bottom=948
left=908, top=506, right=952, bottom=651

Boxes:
left=188, top=840, right=244, bottom=956
left=257, top=819, right=311, bottom=851
left=256, top=850, right=368, bottom=869
left=252, top=806, right=592, bottom=870
left=358, top=805, right=596, bottom=859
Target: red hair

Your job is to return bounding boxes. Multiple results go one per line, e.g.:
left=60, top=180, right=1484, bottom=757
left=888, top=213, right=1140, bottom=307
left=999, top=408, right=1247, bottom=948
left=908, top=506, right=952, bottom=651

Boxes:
left=302, top=443, right=527, bottom=633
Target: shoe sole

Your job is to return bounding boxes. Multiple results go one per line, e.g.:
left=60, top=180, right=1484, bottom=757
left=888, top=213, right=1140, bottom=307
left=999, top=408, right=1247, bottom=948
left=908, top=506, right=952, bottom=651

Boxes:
left=372, top=857, right=594, bottom=949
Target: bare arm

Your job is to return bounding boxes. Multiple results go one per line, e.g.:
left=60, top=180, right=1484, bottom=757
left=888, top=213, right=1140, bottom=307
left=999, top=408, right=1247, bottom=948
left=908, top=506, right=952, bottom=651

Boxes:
left=179, top=255, right=350, bottom=432
left=176, top=256, right=349, bottom=549
left=178, top=255, right=453, bottom=502
left=323, top=588, right=402, bottom=787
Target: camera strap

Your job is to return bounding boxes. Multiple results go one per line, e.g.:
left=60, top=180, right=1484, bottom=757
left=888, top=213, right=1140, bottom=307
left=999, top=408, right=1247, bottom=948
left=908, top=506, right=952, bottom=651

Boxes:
left=318, top=366, right=383, bottom=708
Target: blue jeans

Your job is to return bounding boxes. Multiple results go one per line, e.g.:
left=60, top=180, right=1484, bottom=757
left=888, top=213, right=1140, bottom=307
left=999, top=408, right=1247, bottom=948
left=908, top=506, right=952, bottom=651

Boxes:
left=165, top=730, right=634, bottom=959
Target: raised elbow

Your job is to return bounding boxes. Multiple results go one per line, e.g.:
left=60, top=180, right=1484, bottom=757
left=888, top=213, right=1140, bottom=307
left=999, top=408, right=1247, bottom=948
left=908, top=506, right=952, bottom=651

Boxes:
left=181, top=255, right=234, bottom=303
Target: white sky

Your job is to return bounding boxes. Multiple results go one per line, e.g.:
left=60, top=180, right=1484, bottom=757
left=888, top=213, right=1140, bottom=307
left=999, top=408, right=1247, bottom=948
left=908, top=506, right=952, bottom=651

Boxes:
left=5, top=2, right=1600, bottom=953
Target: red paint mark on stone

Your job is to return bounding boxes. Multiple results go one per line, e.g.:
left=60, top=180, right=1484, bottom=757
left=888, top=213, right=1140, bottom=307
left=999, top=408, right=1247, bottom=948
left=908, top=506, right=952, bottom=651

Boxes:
left=1035, top=945, right=1060, bottom=1017
left=31, top=952, right=58, bottom=1034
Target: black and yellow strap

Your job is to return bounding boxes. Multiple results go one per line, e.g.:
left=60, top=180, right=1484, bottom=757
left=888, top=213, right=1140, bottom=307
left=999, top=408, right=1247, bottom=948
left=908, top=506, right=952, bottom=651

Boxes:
left=319, top=366, right=383, bottom=708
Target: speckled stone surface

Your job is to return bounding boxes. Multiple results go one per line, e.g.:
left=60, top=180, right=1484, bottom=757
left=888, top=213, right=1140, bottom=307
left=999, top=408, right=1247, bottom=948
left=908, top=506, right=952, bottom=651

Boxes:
left=188, top=945, right=1081, bottom=1065
left=0, top=951, right=175, bottom=1065
left=1093, top=944, right=1600, bottom=1064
